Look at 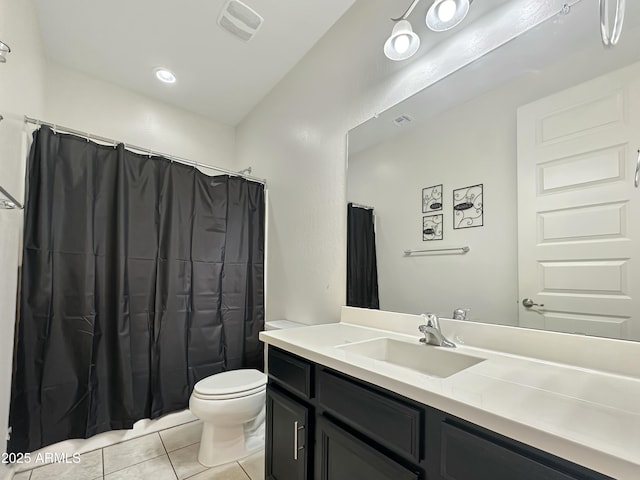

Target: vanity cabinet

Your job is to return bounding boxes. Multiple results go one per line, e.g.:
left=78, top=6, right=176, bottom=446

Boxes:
left=265, top=346, right=612, bottom=480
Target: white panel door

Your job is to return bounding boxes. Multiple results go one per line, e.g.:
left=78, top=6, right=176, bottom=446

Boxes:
left=517, top=61, right=640, bottom=341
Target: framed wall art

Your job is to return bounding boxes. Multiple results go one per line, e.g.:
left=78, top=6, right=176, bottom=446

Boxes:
left=423, top=214, right=443, bottom=241
left=453, top=184, right=483, bottom=229
left=422, top=184, right=443, bottom=213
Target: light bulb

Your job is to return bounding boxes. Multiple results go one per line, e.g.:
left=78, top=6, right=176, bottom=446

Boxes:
left=437, top=0, right=457, bottom=23
left=155, top=68, right=176, bottom=84
left=393, top=34, right=411, bottom=54
left=384, top=20, right=420, bottom=61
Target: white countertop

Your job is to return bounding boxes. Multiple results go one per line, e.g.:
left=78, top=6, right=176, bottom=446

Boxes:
left=260, top=321, right=640, bottom=480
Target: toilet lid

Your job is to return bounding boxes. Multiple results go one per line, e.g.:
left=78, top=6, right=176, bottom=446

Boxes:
left=193, top=369, right=266, bottom=397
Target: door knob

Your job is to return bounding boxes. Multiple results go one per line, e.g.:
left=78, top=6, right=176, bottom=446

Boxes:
left=522, top=298, right=544, bottom=308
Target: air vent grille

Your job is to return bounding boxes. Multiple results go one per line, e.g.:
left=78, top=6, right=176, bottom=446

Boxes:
left=217, top=0, right=264, bottom=42
left=393, top=114, right=414, bottom=126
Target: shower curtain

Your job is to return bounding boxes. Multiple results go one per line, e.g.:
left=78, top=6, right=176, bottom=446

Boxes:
left=346, top=203, right=379, bottom=309
left=8, top=126, right=265, bottom=453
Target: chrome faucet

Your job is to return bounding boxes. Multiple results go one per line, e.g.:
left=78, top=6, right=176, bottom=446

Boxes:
left=418, top=313, right=456, bottom=348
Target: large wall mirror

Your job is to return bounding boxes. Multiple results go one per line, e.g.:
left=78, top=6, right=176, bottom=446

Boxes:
left=347, top=0, right=640, bottom=342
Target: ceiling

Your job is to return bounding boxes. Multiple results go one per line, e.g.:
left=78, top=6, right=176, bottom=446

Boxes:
left=349, top=0, right=640, bottom=154
left=33, top=0, right=355, bottom=126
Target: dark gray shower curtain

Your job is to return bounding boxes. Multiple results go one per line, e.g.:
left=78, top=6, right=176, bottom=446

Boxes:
left=346, top=203, right=379, bottom=309
left=8, top=126, right=265, bottom=453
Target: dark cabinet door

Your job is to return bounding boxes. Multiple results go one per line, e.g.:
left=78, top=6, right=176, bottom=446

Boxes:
left=316, top=416, right=421, bottom=480
left=266, top=386, right=310, bottom=480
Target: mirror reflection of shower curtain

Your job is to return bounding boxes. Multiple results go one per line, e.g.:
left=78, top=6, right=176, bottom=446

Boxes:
left=8, top=126, right=265, bottom=453
left=347, top=203, right=379, bottom=309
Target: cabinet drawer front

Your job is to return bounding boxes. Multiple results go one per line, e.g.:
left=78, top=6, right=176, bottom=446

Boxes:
left=268, top=347, right=313, bottom=400
left=441, top=423, right=598, bottom=480
left=317, top=416, right=420, bottom=480
left=317, top=369, right=422, bottom=462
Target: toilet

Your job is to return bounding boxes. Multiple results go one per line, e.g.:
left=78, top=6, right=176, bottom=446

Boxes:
left=189, top=369, right=267, bottom=467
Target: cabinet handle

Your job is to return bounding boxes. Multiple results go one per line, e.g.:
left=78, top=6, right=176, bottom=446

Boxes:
left=293, top=421, right=305, bottom=460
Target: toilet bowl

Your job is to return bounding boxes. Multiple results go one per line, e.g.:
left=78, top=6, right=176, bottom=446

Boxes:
left=189, top=369, right=267, bottom=467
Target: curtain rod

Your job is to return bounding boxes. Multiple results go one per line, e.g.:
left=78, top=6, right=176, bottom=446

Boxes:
left=350, top=202, right=375, bottom=210
left=23, top=116, right=267, bottom=185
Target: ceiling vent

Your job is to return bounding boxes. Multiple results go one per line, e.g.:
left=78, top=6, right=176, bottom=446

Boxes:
left=217, top=0, right=264, bottom=42
left=393, top=114, right=414, bottom=127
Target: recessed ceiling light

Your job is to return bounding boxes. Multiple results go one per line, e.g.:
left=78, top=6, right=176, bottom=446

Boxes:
left=155, top=68, right=176, bottom=84
left=426, top=0, right=472, bottom=32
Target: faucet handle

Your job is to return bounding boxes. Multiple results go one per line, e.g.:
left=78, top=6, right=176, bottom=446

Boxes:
left=418, top=321, right=429, bottom=343
left=453, top=308, right=469, bottom=321
left=420, top=313, right=439, bottom=328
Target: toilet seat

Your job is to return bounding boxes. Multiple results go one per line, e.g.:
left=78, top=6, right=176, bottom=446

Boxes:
left=193, top=369, right=266, bottom=400
left=192, top=385, right=265, bottom=400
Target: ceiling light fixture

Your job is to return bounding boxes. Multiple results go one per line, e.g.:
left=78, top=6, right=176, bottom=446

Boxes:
left=384, top=0, right=474, bottom=61
left=155, top=68, right=176, bottom=84
left=384, top=20, right=421, bottom=61
left=426, top=0, right=472, bottom=32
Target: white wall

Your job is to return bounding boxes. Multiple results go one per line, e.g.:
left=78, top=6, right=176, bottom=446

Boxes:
left=0, top=0, right=46, bottom=462
left=43, top=64, right=236, bottom=170
left=235, top=0, right=401, bottom=325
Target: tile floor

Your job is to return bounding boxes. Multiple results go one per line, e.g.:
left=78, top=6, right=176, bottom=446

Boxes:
left=13, top=421, right=265, bottom=480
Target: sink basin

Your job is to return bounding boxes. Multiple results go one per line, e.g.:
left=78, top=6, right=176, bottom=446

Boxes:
left=337, top=338, right=485, bottom=378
